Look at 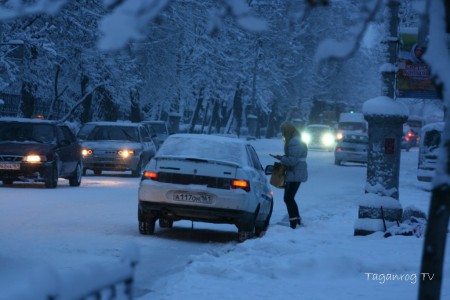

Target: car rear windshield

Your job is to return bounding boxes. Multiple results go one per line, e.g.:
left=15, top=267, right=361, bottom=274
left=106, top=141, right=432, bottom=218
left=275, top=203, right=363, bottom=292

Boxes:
left=0, top=122, right=55, bottom=143
left=424, top=130, right=441, bottom=149
left=343, top=134, right=368, bottom=143
left=158, top=136, right=246, bottom=166
left=86, top=126, right=139, bottom=142
left=339, top=122, right=366, bottom=131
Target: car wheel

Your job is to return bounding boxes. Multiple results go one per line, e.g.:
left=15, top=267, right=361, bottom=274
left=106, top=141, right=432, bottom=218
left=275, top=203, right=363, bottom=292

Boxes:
left=138, top=209, right=157, bottom=235
left=69, top=161, right=82, bottom=187
left=94, top=169, right=102, bottom=176
left=2, top=180, right=13, bottom=185
left=45, top=164, right=58, bottom=189
left=132, top=158, right=144, bottom=177
left=334, top=159, right=341, bottom=166
left=159, top=218, right=174, bottom=228
left=139, top=220, right=156, bottom=235
left=255, top=201, right=273, bottom=238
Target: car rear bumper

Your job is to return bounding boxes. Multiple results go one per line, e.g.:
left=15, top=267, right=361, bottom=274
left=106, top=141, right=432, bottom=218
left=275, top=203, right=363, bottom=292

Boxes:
left=138, top=200, right=255, bottom=227
left=138, top=180, right=256, bottom=227
left=335, top=151, right=367, bottom=163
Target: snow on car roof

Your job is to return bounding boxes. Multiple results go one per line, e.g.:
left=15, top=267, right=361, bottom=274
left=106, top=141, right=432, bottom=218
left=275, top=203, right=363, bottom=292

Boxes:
left=83, top=121, right=141, bottom=127
left=306, top=124, right=331, bottom=128
left=156, top=133, right=248, bottom=166
left=0, top=117, right=59, bottom=124
left=421, top=121, right=444, bottom=133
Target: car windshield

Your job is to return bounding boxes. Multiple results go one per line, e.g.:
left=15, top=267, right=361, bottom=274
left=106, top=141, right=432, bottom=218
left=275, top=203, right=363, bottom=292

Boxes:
left=149, top=123, right=167, bottom=134
left=307, top=127, right=331, bottom=134
left=0, top=122, right=55, bottom=143
left=343, top=134, right=368, bottom=143
left=86, top=126, right=139, bottom=142
left=158, top=136, right=246, bottom=166
left=77, top=124, right=96, bottom=140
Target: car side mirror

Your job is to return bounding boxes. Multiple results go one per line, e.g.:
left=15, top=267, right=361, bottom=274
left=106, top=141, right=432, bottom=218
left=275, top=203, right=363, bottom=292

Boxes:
left=265, top=165, right=274, bottom=175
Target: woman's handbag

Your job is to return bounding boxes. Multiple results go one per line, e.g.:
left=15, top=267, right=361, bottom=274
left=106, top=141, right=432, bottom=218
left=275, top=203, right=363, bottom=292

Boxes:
left=270, top=162, right=286, bottom=188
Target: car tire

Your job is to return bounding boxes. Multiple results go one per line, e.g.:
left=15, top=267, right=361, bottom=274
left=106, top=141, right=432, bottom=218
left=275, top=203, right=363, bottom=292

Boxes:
left=69, top=161, right=82, bottom=187
left=159, top=218, right=174, bottom=228
left=45, top=164, right=58, bottom=189
left=2, top=180, right=13, bottom=185
left=138, top=208, right=157, bottom=235
left=139, top=220, right=156, bottom=235
left=237, top=209, right=258, bottom=242
left=94, top=169, right=102, bottom=176
left=132, top=158, right=144, bottom=177
left=255, top=201, right=273, bottom=238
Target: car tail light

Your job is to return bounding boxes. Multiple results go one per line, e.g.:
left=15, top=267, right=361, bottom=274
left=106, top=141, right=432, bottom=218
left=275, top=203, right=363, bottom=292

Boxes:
left=336, top=147, right=343, bottom=152
left=142, top=171, right=158, bottom=181
left=232, top=179, right=250, bottom=192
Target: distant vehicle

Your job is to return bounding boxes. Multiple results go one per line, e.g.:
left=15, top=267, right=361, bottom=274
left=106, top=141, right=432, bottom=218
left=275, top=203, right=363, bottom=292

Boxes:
left=417, top=122, right=444, bottom=182
left=301, top=124, right=336, bottom=151
left=137, top=133, right=273, bottom=242
left=406, top=115, right=424, bottom=135
left=141, top=121, right=170, bottom=149
left=334, top=132, right=368, bottom=166
left=79, top=122, right=157, bottom=177
left=401, top=124, right=419, bottom=151
left=0, top=117, right=82, bottom=188
left=336, top=112, right=368, bottom=141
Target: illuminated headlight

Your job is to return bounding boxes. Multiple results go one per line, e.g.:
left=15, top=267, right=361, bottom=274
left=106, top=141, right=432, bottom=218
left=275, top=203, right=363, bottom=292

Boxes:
left=82, top=149, right=93, bottom=156
left=118, top=149, right=135, bottom=158
left=23, top=155, right=46, bottom=163
left=336, top=132, right=343, bottom=140
left=301, top=132, right=311, bottom=144
left=321, top=133, right=335, bottom=146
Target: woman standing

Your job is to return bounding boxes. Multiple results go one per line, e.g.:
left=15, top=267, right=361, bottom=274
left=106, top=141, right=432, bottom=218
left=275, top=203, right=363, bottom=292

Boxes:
left=274, top=121, right=308, bottom=229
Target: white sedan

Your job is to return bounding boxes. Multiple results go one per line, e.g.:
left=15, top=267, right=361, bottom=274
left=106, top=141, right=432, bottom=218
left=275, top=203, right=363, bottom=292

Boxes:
left=138, top=134, right=273, bottom=242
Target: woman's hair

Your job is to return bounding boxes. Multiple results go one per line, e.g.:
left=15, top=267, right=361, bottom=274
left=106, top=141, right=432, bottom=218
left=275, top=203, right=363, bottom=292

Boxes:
left=280, top=121, right=299, bottom=142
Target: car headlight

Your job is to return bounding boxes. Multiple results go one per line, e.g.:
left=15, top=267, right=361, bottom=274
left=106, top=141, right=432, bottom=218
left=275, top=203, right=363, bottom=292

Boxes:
left=82, top=149, right=93, bottom=156
left=118, top=149, right=135, bottom=158
left=336, top=132, right=343, bottom=140
left=23, top=154, right=46, bottom=163
left=322, top=133, right=335, bottom=146
left=301, top=132, right=311, bottom=144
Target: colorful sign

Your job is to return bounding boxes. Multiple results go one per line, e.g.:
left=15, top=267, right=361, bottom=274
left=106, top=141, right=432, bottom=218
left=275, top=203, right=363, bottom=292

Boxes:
left=396, top=29, right=438, bottom=99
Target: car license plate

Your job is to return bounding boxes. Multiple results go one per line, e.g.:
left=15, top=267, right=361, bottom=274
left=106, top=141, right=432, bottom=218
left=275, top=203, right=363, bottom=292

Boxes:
left=173, top=192, right=213, bottom=204
left=0, top=163, right=20, bottom=170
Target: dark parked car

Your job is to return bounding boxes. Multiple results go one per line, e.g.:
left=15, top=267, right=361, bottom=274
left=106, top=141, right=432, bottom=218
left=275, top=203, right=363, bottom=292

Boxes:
left=0, top=117, right=82, bottom=188
left=79, top=121, right=157, bottom=177
left=141, top=121, right=170, bottom=149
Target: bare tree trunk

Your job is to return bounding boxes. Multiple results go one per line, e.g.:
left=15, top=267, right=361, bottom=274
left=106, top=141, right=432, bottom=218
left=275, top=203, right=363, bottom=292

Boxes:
left=189, top=86, right=204, bottom=133
left=200, top=100, right=210, bottom=134
left=418, top=2, right=450, bottom=298
left=47, top=63, right=67, bottom=120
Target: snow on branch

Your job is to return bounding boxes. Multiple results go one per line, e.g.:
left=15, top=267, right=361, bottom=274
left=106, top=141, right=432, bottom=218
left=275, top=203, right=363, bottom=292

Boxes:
left=313, top=0, right=383, bottom=64
left=60, top=82, right=108, bottom=122
left=0, top=0, right=66, bottom=20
